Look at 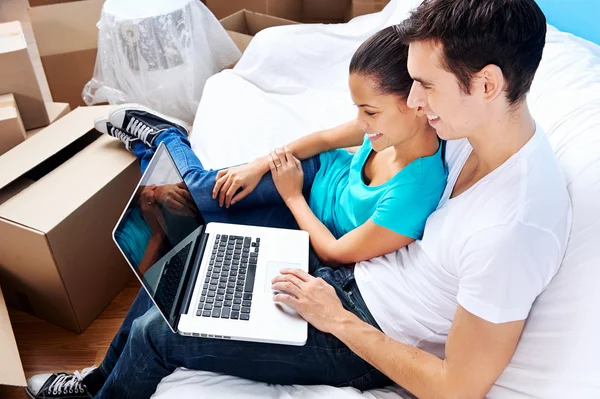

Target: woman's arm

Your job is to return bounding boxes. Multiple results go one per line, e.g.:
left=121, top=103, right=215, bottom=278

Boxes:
left=253, top=120, right=365, bottom=175
left=269, top=150, right=414, bottom=267
left=284, top=196, right=413, bottom=267
left=214, top=121, right=364, bottom=207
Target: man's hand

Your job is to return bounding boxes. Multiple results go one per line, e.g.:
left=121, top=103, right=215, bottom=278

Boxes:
left=154, top=182, right=197, bottom=217
left=268, top=147, right=304, bottom=204
left=271, top=268, right=348, bottom=333
left=212, top=160, right=266, bottom=208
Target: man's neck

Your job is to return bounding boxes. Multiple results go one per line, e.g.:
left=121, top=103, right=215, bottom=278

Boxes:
left=467, top=103, right=536, bottom=174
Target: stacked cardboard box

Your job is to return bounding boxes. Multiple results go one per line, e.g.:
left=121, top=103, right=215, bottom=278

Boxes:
left=29, top=0, right=104, bottom=110
left=221, top=10, right=299, bottom=53
left=303, top=0, right=348, bottom=23
left=346, top=0, right=391, bottom=20
left=0, top=94, right=26, bottom=156
left=25, top=102, right=72, bottom=138
left=0, top=19, right=71, bottom=156
left=0, top=21, right=49, bottom=130
left=206, top=0, right=302, bottom=21
left=205, top=0, right=387, bottom=24
left=0, top=284, right=25, bottom=387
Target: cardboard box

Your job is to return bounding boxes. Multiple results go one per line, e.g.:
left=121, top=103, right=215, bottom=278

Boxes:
left=206, top=0, right=302, bottom=21
left=0, top=94, right=26, bottom=156
left=346, top=0, right=390, bottom=21
left=29, top=0, right=82, bottom=6
left=0, top=285, right=26, bottom=387
left=0, top=106, right=140, bottom=333
left=0, top=21, right=49, bottom=130
left=302, top=0, right=348, bottom=23
left=220, top=10, right=299, bottom=53
left=25, top=102, right=71, bottom=139
left=29, top=0, right=104, bottom=110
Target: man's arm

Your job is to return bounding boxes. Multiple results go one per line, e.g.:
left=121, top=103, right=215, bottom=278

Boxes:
left=333, top=305, right=523, bottom=399
left=272, top=269, right=524, bottom=399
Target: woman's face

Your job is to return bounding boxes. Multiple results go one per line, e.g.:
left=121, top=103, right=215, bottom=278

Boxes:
left=349, top=73, right=429, bottom=152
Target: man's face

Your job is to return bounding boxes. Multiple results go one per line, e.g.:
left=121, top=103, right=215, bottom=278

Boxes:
left=406, top=40, right=487, bottom=140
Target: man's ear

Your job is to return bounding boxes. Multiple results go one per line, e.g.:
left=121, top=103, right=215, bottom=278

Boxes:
left=478, top=64, right=504, bottom=102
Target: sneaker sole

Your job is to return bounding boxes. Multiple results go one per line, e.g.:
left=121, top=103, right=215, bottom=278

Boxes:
left=109, top=103, right=190, bottom=136
left=25, top=387, right=92, bottom=399
left=94, top=116, right=109, bottom=135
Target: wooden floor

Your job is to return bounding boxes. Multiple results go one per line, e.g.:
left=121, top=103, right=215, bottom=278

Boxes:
left=0, top=279, right=140, bottom=399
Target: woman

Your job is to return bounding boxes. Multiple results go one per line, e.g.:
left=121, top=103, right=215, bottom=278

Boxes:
left=99, top=26, right=447, bottom=268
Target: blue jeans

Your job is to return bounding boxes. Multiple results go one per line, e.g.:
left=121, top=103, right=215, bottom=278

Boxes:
left=96, top=130, right=389, bottom=398
left=133, top=128, right=321, bottom=212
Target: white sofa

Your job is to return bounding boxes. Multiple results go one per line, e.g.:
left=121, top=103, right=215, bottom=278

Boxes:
left=153, top=1, right=600, bottom=397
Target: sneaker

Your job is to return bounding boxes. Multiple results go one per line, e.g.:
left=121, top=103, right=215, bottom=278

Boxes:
left=108, top=103, right=190, bottom=147
left=25, top=366, right=98, bottom=398
left=94, top=117, right=139, bottom=152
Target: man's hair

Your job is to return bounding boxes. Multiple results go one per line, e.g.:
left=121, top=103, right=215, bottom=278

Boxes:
left=397, top=0, right=547, bottom=105
left=350, top=26, right=412, bottom=100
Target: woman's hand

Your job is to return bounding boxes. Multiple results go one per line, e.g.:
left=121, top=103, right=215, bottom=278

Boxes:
left=212, top=160, right=267, bottom=208
left=269, top=147, right=304, bottom=204
left=139, top=185, right=167, bottom=235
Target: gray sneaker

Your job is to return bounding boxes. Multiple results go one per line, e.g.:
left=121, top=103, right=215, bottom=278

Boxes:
left=25, top=366, right=97, bottom=398
left=108, top=103, right=190, bottom=147
left=94, top=117, right=139, bottom=152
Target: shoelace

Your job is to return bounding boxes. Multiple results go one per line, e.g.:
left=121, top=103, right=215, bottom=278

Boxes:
left=47, top=366, right=96, bottom=396
left=110, top=126, right=131, bottom=142
left=127, top=117, right=155, bottom=143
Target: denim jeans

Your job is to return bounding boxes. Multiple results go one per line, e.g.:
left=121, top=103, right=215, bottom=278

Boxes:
left=95, top=130, right=389, bottom=398
left=132, top=128, right=321, bottom=212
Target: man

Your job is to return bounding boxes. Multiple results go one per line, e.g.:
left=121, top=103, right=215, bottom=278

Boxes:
left=26, top=1, right=571, bottom=398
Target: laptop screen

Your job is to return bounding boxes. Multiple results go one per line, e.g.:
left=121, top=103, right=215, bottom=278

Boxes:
left=114, top=144, right=205, bottom=324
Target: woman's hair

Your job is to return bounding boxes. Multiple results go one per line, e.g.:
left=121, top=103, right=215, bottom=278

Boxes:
left=349, top=25, right=412, bottom=100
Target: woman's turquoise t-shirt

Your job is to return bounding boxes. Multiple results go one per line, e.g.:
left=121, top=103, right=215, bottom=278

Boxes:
left=309, top=138, right=447, bottom=240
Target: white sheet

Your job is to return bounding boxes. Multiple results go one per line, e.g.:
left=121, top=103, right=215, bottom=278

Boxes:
left=153, top=369, right=414, bottom=399
left=155, top=0, right=600, bottom=397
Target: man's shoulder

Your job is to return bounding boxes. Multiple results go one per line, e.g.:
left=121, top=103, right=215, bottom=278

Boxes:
left=456, top=129, right=571, bottom=242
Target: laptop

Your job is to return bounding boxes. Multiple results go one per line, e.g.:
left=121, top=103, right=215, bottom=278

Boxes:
left=113, top=143, right=308, bottom=346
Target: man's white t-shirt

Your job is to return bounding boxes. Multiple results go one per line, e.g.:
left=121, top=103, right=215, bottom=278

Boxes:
left=354, top=125, right=572, bottom=359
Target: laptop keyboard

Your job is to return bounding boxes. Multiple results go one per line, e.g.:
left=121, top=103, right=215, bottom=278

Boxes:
left=196, top=235, right=260, bottom=321
left=154, top=242, right=193, bottom=313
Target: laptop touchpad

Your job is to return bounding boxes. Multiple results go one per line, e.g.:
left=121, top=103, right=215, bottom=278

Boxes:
left=264, top=261, right=300, bottom=295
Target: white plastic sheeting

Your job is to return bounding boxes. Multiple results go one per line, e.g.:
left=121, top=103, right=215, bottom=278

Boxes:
left=83, top=0, right=241, bottom=124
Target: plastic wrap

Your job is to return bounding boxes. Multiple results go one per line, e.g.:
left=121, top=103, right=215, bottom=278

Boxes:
left=83, top=0, right=241, bottom=124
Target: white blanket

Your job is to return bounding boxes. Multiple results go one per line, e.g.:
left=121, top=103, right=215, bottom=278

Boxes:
left=157, top=0, right=600, bottom=397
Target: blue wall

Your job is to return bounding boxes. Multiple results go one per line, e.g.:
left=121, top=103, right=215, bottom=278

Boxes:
left=536, top=0, right=600, bottom=44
